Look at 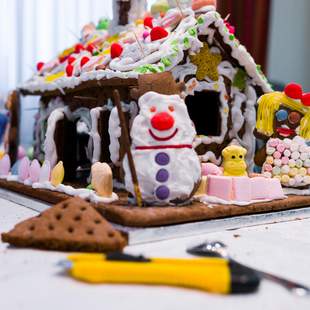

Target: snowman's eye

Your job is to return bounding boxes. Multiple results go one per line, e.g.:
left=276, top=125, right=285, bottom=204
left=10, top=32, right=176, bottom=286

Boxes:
left=150, top=106, right=156, bottom=113
left=168, top=105, right=175, bottom=112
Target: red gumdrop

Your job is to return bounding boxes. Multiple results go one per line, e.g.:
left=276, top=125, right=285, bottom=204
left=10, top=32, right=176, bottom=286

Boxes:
left=37, top=62, right=44, bottom=71
left=66, top=64, right=74, bottom=77
left=110, top=43, right=123, bottom=59
left=74, top=43, right=85, bottom=53
left=151, top=112, right=175, bottom=131
left=301, top=93, right=310, bottom=106
left=144, top=16, right=153, bottom=29
left=150, top=27, right=168, bottom=42
left=67, top=56, right=76, bottom=65
left=80, top=56, right=90, bottom=67
left=284, top=83, right=303, bottom=99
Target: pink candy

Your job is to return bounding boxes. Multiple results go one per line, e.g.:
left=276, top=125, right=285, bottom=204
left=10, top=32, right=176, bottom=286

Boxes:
left=29, top=159, right=41, bottom=182
left=273, top=151, right=282, bottom=159
left=201, top=162, right=223, bottom=176
left=281, top=156, right=289, bottom=165
left=263, top=163, right=273, bottom=172
left=18, top=157, right=30, bottom=181
left=268, top=138, right=279, bottom=147
left=276, top=143, right=286, bottom=153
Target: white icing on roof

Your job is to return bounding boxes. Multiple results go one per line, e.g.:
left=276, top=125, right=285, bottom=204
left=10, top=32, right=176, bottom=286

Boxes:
left=19, top=8, right=272, bottom=94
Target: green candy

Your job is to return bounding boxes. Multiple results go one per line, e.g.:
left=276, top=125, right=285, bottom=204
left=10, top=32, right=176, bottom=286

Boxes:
left=232, top=68, right=247, bottom=91
left=96, top=18, right=110, bottom=30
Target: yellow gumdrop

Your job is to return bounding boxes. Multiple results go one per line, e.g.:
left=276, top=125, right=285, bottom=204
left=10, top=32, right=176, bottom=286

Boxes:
left=289, top=168, right=298, bottom=177
left=281, top=174, right=290, bottom=183
left=135, top=19, right=144, bottom=25
left=51, top=161, right=65, bottom=187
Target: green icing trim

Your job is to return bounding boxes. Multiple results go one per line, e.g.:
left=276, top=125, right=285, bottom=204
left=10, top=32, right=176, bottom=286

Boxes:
left=197, top=16, right=204, bottom=24
left=183, top=37, right=190, bottom=49
left=161, top=57, right=172, bottom=67
left=187, top=27, right=197, bottom=37
left=86, top=184, right=93, bottom=190
left=232, top=68, right=247, bottom=91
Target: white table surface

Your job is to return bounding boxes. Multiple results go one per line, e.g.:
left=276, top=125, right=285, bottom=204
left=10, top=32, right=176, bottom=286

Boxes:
left=0, top=197, right=310, bottom=310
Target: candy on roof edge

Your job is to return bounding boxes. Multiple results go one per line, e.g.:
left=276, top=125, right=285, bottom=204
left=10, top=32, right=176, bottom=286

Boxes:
left=19, top=6, right=272, bottom=94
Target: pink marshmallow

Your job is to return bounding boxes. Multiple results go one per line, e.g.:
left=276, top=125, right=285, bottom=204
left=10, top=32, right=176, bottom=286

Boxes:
left=268, top=138, right=279, bottom=147
left=207, top=175, right=233, bottom=200
left=201, top=163, right=223, bottom=176
left=233, top=177, right=251, bottom=202
left=251, top=177, right=269, bottom=200
left=266, top=178, right=285, bottom=199
left=263, top=163, right=273, bottom=172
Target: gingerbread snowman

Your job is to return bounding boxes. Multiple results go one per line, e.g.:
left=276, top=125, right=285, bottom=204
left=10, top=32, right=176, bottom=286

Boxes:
left=123, top=91, right=201, bottom=204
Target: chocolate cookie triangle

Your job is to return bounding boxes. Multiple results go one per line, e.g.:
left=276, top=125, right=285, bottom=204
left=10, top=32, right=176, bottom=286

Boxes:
left=1, top=197, right=127, bottom=252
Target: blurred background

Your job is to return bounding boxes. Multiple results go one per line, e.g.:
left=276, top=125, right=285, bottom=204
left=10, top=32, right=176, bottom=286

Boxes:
left=0, top=0, right=310, bottom=148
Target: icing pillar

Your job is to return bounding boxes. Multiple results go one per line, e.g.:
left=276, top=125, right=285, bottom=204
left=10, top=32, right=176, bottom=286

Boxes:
left=43, top=108, right=65, bottom=168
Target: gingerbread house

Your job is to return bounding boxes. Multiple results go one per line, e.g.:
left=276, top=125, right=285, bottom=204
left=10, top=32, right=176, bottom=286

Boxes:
left=15, top=3, right=272, bottom=183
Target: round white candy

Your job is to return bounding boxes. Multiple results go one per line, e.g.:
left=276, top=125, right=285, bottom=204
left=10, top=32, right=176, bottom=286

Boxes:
left=295, top=159, right=303, bottom=168
left=263, top=172, right=272, bottom=178
left=288, top=178, right=296, bottom=186
left=274, top=159, right=282, bottom=167
left=299, top=144, right=308, bottom=153
left=284, top=149, right=291, bottom=157
left=293, top=136, right=305, bottom=145
left=272, top=166, right=281, bottom=175
left=294, top=175, right=303, bottom=185
left=304, top=176, right=310, bottom=184
left=304, top=159, right=310, bottom=168
left=266, top=147, right=276, bottom=155
left=300, top=152, right=308, bottom=161
left=281, top=165, right=290, bottom=174
left=283, top=138, right=292, bottom=147
left=288, top=159, right=296, bottom=167
left=290, top=143, right=299, bottom=152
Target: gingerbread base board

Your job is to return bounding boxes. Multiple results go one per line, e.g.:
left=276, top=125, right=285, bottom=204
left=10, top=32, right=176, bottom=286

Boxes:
left=1, top=185, right=310, bottom=245
left=0, top=179, right=309, bottom=228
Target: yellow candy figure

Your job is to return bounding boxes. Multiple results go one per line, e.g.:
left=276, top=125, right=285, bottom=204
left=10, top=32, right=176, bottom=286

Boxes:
left=51, top=161, right=65, bottom=187
left=222, top=145, right=248, bottom=176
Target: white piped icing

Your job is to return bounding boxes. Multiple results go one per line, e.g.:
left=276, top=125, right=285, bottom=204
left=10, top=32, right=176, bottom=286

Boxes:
left=90, top=107, right=104, bottom=163
left=32, top=181, right=118, bottom=203
left=44, top=107, right=65, bottom=168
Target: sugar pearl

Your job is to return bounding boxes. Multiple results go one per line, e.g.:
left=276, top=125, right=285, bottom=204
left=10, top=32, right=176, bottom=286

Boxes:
left=288, top=159, right=296, bottom=167
left=281, top=165, right=290, bottom=174
left=266, top=147, right=276, bottom=155
left=281, top=156, right=289, bottom=165
left=272, top=166, right=281, bottom=175
left=273, top=151, right=281, bottom=159
left=290, top=143, right=299, bottom=152
left=276, top=144, right=285, bottom=153
left=289, top=167, right=298, bottom=177
left=274, top=159, right=282, bottom=167
left=283, top=149, right=291, bottom=157
left=299, top=167, right=307, bottom=176
left=281, top=174, right=290, bottom=183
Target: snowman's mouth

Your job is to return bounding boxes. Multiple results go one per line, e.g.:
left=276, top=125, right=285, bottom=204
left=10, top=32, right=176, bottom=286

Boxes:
left=149, top=128, right=178, bottom=141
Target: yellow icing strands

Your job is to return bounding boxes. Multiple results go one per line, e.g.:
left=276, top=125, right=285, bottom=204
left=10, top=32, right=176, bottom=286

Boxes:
left=189, top=43, right=222, bottom=81
left=222, top=145, right=248, bottom=177
left=107, top=34, right=119, bottom=43
left=51, top=161, right=65, bottom=187
left=45, top=71, right=65, bottom=83
left=256, top=91, right=310, bottom=139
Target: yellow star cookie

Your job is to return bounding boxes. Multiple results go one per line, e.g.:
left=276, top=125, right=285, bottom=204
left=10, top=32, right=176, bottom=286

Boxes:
left=189, top=43, right=222, bottom=81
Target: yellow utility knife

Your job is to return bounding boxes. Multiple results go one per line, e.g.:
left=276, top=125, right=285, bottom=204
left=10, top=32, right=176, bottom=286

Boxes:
left=61, top=252, right=260, bottom=294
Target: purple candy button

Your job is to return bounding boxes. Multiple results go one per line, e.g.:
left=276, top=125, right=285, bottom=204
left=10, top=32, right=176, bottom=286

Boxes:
left=156, top=169, right=169, bottom=183
left=155, top=185, right=170, bottom=200
left=155, top=152, right=170, bottom=166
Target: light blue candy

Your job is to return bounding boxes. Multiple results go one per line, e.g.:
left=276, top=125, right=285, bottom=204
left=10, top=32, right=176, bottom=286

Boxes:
left=275, top=109, right=288, bottom=121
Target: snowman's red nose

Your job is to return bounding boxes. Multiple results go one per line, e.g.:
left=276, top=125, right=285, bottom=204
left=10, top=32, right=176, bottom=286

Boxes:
left=151, top=112, right=174, bottom=131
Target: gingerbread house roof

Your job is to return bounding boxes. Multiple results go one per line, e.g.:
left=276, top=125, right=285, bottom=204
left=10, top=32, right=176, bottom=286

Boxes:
left=19, top=7, right=272, bottom=96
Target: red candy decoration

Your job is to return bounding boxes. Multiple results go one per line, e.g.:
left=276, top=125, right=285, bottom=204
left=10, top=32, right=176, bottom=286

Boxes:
left=80, top=56, right=90, bottom=67
left=36, top=62, right=44, bottom=71
left=150, top=27, right=168, bottom=42
left=110, top=43, right=123, bottom=59
left=74, top=43, right=85, bottom=53
left=151, top=112, right=175, bottom=131
left=66, top=64, right=74, bottom=77
left=284, top=83, right=303, bottom=100
left=67, top=56, right=76, bottom=65
left=301, top=93, right=310, bottom=106
left=144, top=16, right=153, bottom=29
left=86, top=43, right=95, bottom=53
